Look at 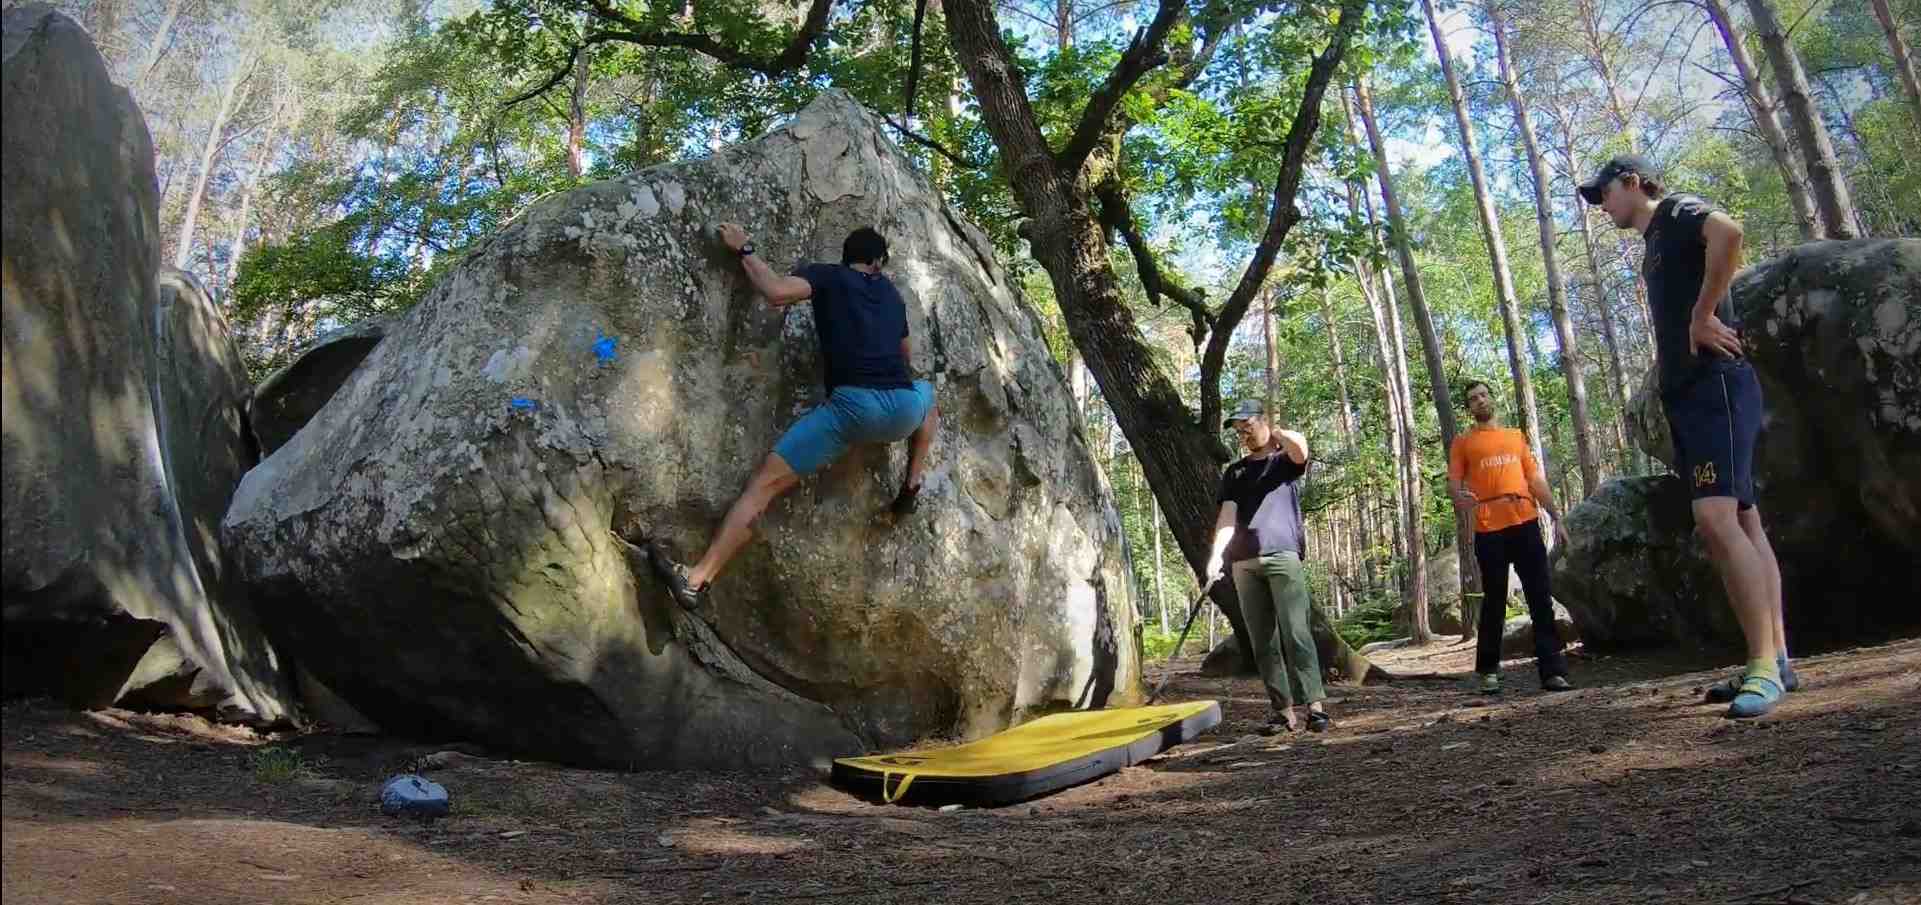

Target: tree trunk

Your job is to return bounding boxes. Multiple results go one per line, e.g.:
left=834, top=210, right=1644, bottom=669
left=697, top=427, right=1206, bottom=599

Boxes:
left=1744, top=0, right=1861, bottom=238
left=1152, top=498, right=1168, bottom=634
left=224, top=118, right=283, bottom=292
left=129, top=0, right=187, bottom=96
left=1560, top=118, right=1644, bottom=477
left=1343, top=165, right=1428, bottom=643
left=1318, top=285, right=1358, bottom=448
left=1869, top=0, right=1921, bottom=137
left=1069, top=353, right=1090, bottom=415
left=1353, top=79, right=1477, bottom=634
left=173, top=56, right=255, bottom=271
left=567, top=46, right=591, bottom=180
left=1489, top=1, right=1600, bottom=498
left=1422, top=0, right=1546, bottom=476
left=942, top=0, right=1387, bottom=681
left=1263, top=288, right=1277, bottom=412
left=1704, top=0, right=1822, bottom=239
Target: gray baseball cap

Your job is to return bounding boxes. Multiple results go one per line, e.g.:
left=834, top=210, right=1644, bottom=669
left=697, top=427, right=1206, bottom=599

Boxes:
left=1223, top=399, right=1267, bottom=428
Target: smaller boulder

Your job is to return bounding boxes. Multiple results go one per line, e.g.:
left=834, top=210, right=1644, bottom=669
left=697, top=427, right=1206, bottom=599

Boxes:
left=1499, top=603, right=1579, bottom=660
left=248, top=315, right=391, bottom=455
left=1551, top=476, right=1739, bottom=647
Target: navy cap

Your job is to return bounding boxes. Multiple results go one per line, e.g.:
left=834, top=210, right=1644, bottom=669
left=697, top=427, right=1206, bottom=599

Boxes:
left=1578, top=153, right=1657, bottom=205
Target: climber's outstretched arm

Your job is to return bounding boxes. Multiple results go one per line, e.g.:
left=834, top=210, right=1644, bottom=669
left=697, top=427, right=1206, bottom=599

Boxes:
left=717, top=222, right=812, bottom=306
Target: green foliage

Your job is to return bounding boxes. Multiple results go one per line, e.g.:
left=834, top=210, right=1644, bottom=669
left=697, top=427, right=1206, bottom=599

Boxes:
left=249, top=746, right=310, bottom=783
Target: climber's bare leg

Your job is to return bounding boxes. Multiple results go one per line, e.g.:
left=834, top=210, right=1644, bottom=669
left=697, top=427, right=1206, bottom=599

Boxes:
left=688, top=452, right=800, bottom=588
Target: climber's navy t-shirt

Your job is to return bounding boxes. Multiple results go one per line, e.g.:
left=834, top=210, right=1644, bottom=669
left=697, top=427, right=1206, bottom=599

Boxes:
left=1643, top=193, right=1742, bottom=398
left=794, top=263, right=913, bottom=394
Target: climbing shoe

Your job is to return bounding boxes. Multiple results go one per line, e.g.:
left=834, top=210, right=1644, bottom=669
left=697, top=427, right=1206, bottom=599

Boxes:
left=643, top=541, right=706, bottom=610
left=1726, top=674, right=1785, bottom=719
left=1478, top=673, right=1502, bottom=695
left=1306, top=710, right=1333, bottom=733
left=1543, top=675, right=1574, bottom=692
left=1705, top=656, right=1798, bottom=703
left=889, top=481, right=922, bottom=518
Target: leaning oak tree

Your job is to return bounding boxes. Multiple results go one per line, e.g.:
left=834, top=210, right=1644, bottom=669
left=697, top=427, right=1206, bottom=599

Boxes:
left=487, top=0, right=1392, bottom=680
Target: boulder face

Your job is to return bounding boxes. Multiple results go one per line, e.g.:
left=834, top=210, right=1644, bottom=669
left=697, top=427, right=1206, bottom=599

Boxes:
left=0, top=7, right=291, bottom=719
left=249, top=314, right=391, bottom=456
left=224, top=90, right=1140, bottom=769
left=1558, top=240, right=1921, bottom=648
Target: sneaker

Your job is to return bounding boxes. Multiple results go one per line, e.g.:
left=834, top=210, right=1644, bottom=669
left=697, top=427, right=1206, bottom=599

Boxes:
left=1705, top=657, right=1799, bottom=703
left=1306, top=710, right=1332, bottom=732
left=1726, top=674, right=1784, bottom=719
left=643, top=541, right=706, bottom=610
left=1478, top=673, right=1502, bottom=695
left=1543, top=675, right=1574, bottom=692
left=1257, top=712, right=1294, bottom=736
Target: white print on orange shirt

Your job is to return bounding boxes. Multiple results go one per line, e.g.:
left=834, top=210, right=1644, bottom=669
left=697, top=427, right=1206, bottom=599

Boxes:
left=1478, top=453, right=1519, bottom=470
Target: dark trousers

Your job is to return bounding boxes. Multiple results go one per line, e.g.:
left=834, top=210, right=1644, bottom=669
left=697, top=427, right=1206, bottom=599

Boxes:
left=1473, top=519, right=1568, bottom=678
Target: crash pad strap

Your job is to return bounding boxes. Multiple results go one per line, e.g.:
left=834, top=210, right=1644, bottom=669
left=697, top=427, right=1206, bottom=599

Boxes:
left=881, top=771, right=917, bottom=804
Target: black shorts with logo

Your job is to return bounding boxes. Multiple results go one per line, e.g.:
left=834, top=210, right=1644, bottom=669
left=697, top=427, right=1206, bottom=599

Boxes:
left=1661, top=360, right=1763, bottom=509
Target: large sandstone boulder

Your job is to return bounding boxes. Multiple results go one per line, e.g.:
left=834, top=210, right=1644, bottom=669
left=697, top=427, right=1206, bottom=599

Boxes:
left=1, top=7, right=292, bottom=720
left=1557, top=240, right=1921, bottom=648
left=224, top=90, right=1140, bottom=769
left=249, top=314, right=392, bottom=456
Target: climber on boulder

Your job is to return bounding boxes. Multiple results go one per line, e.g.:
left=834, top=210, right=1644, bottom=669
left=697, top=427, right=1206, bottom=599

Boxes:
left=648, top=224, right=939, bottom=608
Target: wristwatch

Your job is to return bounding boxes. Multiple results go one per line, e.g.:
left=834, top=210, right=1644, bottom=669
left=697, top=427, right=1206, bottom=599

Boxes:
left=736, top=242, right=755, bottom=257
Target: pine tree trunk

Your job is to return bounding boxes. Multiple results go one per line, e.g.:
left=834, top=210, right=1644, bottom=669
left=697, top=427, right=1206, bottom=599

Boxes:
left=1263, top=289, right=1277, bottom=412
left=1344, top=167, right=1429, bottom=643
left=1704, top=0, right=1822, bottom=239
left=1153, top=499, right=1168, bottom=634
left=1744, top=0, right=1861, bottom=238
left=1869, top=0, right=1921, bottom=137
left=172, top=58, right=255, bottom=271
left=1318, top=285, right=1359, bottom=449
left=1422, top=0, right=1546, bottom=478
left=1353, top=79, right=1477, bottom=635
left=129, top=0, right=186, bottom=96
left=1563, top=124, right=1645, bottom=478
left=1490, top=1, right=1600, bottom=498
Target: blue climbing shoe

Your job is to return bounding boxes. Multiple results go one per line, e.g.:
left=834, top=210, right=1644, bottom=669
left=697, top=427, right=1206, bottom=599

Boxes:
left=1725, top=674, right=1784, bottom=719
left=1706, top=657, right=1799, bottom=703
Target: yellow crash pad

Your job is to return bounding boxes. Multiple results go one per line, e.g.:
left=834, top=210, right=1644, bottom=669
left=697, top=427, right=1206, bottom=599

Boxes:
left=831, top=700, right=1221, bottom=806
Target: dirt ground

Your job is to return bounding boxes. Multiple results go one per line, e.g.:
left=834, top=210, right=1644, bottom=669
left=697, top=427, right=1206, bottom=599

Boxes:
left=5, top=639, right=1918, bottom=905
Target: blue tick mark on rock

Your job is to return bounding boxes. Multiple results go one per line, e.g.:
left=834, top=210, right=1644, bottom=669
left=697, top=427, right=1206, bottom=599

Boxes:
left=510, top=397, right=540, bottom=411
left=593, top=332, right=618, bottom=365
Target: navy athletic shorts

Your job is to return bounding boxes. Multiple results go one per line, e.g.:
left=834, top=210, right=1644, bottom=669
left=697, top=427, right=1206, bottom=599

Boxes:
left=1662, top=360, right=1763, bottom=509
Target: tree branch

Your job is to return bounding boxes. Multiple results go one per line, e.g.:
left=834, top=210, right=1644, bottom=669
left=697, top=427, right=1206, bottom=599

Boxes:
left=1196, top=0, right=1366, bottom=434
left=882, top=114, right=988, bottom=169
left=904, top=0, right=930, bottom=121
left=1095, top=180, right=1211, bottom=348
left=582, top=0, right=836, bottom=76
left=1054, top=0, right=1186, bottom=176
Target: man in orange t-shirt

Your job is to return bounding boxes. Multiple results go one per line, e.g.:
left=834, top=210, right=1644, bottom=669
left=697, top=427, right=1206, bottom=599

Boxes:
left=1447, top=380, right=1572, bottom=695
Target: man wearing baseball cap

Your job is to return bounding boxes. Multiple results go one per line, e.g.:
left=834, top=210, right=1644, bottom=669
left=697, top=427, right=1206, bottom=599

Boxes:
left=1580, top=154, right=1797, bottom=718
left=1204, top=399, right=1328, bottom=734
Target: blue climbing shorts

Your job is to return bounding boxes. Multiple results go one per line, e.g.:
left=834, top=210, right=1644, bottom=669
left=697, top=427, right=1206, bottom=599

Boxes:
left=773, top=380, right=935, bottom=476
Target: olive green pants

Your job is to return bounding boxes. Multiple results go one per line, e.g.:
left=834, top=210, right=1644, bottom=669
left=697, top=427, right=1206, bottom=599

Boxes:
left=1230, top=551, right=1325, bottom=710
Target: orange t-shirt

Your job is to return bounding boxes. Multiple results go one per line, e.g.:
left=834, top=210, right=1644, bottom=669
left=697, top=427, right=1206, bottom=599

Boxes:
left=1448, top=427, right=1542, bottom=534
